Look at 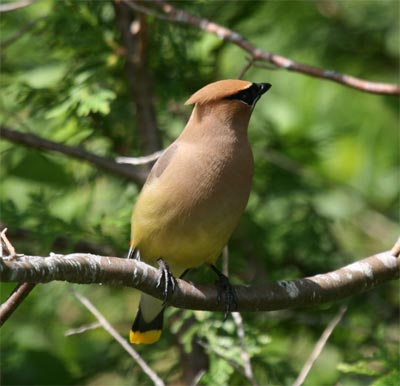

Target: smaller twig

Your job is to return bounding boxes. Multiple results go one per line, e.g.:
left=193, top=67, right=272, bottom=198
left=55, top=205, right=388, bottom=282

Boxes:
left=211, top=245, right=257, bottom=386
left=222, top=245, right=258, bottom=386
left=0, top=282, right=36, bottom=327
left=391, top=236, right=400, bottom=257
left=237, top=57, right=280, bottom=79
left=116, top=149, right=164, bottom=165
left=0, top=230, right=36, bottom=327
left=1, top=228, right=16, bottom=258
left=71, top=289, right=165, bottom=386
left=64, top=321, right=102, bottom=336
left=237, top=57, right=255, bottom=80
left=232, top=312, right=258, bottom=386
left=252, top=61, right=280, bottom=71
left=197, top=339, right=246, bottom=378
left=292, top=306, right=347, bottom=386
left=0, top=0, right=36, bottom=12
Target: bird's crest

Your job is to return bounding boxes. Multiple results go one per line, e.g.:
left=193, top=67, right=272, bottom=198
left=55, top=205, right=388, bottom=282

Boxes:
left=185, top=79, right=252, bottom=105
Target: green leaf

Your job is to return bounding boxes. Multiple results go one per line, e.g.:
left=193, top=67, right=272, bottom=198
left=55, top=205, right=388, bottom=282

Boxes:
left=371, top=370, right=400, bottom=386
left=18, top=63, right=68, bottom=89
left=337, top=361, right=380, bottom=376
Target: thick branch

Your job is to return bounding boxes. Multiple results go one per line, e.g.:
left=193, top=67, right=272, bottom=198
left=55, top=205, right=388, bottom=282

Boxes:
left=0, top=251, right=398, bottom=312
left=131, top=0, right=400, bottom=95
left=1, top=127, right=147, bottom=185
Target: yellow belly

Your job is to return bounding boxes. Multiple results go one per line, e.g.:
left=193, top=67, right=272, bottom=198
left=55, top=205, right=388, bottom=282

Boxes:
left=131, top=185, right=245, bottom=274
left=131, top=137, right=253, bottom=274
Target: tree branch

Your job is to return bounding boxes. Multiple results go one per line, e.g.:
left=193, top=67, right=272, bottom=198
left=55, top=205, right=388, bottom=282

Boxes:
left=129, top=0, right=400, bottom=95
left=1, top=127, right=147, bottom=185
left=232, top=312, right=258, bottom=386
left=0, top=282, right=36, bottom=326
left=116, top=150, right=163, bottom=165
left=1, top=250, right=398, bottom=313
left=292, top=306, right=347, bottom=386
left=222, top=246, right=257, bottom=385
left=0, top=228, right=37, bottom=327
left=115, top=0, right=163, bottom=155
left=64, top=321, right=101, bottom=336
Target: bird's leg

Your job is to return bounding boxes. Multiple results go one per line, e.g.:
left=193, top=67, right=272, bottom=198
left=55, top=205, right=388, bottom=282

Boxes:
left=127, top=246, right=141, bottom=261
left=127, top=245, right=134, bottom=259
left=210, top=264, right=238, bottom=320
left=156, top=258, right=176, bottom=305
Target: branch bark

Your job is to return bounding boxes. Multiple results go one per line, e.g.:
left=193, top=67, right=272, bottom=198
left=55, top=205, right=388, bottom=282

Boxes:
left=1, top=250, right=398, bottom=313
left=129, top=0, right=400, bottom=95
left=1, top=127, right=147, bottom=185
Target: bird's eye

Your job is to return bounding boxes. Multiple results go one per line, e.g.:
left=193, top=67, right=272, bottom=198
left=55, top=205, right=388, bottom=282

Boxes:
left=226, top=89, right=256, bottom=106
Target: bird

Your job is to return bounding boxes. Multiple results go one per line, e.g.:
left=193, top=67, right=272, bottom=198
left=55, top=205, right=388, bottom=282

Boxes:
left=129, top=79, right=271, bottom=344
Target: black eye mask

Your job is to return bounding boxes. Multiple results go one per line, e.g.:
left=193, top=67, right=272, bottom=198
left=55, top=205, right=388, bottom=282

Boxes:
left=226, top=82, right=271, bottom=106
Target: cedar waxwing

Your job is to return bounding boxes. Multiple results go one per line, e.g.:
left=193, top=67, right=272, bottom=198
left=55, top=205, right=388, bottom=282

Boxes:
left=129, top=79, right=271, bottom=344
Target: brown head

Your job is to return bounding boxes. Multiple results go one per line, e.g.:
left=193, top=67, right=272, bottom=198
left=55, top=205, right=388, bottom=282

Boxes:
left=185, top=79, right=271, bottom=106
left=184, top=80, right=271, bottom=132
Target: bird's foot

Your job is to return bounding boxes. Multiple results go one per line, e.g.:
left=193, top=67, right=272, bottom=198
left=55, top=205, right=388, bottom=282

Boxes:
left=156, top=258, right=176, bottom=305
left=210, top=265, right=238, bottom=320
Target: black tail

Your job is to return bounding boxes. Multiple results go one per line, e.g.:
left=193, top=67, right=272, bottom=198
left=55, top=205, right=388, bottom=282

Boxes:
left=129, top=307, right=164, bottom=344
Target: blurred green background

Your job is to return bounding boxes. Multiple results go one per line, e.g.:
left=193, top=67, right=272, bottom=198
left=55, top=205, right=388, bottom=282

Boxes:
left=0, top=0, right=399, bottom=385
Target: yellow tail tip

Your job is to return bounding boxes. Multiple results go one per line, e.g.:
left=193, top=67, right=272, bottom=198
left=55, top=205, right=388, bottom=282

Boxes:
left=129, top=329, right=162, bottom=344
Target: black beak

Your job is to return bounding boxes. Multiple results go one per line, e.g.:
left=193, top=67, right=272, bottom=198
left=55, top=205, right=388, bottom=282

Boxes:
left=249, top=82, right=271, bottom=107
left=256, top=83, right=272, bottom=96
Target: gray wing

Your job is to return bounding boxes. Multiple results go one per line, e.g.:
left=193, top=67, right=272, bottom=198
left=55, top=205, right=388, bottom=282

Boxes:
left=145, top=143, right=178, bottom=184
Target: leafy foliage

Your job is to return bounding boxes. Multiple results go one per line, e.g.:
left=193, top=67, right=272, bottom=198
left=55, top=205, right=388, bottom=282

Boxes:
left=0, top=1, right=398, bottom=385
